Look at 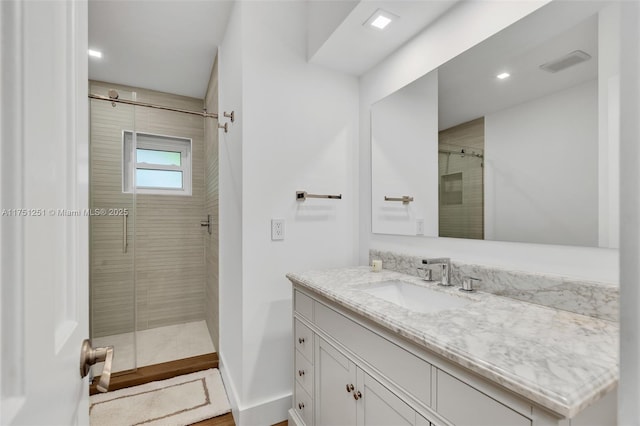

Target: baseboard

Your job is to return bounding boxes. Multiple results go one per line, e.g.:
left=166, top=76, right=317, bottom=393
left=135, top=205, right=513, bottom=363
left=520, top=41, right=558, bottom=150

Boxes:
left=218, top=353, right=291, bottom=426
left=236, top=393, right=291, bottom=425
left=288, top=408, right=304, bottom=426
left=218, top=352, right=241, bottom=423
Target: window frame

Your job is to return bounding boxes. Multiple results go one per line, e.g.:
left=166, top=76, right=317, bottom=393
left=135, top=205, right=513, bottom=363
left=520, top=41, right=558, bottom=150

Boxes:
left=122, top=130, right=193, bottom=196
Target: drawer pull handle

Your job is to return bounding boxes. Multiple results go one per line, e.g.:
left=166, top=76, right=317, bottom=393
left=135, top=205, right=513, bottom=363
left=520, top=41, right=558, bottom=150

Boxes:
left=353, top=390, right=362, bottom=400
left=298, top=402, right=305, bottom=410
left=298, top=337, right=305, bottom=344
left=298, top=369, right=305, bottom=376
left=346, top=383, right=354, bottom=392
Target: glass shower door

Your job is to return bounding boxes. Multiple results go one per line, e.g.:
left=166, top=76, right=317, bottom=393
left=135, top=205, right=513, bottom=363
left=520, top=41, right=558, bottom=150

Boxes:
left=438, top=145, right=484, bottom=240
left=89, top=85, right=137, bottom=375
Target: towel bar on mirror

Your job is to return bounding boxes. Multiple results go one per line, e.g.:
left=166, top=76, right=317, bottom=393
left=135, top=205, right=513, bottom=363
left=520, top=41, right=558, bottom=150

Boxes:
left=296, top=191, right=342, bottom=201
left=384, top=195, right=414, bottom=204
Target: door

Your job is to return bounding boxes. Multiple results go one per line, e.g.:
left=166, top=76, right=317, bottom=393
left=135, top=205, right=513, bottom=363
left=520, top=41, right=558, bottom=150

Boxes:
left=316, top=338, right=356, bottom=426
left=356, top=370, right=421, bottom=426
left=89, top=87, right=137, bottom=375
left=0, top=0, right=90, bottom=424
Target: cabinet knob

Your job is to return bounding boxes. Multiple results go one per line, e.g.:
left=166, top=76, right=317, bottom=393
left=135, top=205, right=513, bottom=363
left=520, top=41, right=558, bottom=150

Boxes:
left=353, top=390, right=362, bottom=400
left=298, top=337, right=305, bottom=344
left=298, top=369, right=305, bottom=377
left=298, top=402, right=305, bottom=410
left=346, top=383, right=354, bottom=393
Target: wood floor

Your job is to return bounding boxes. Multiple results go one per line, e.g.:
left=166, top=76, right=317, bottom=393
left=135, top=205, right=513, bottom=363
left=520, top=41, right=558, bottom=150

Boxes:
left=191, top=415, right=287, bottom=426
left=90, top=352, right=218, bottom=395
left=90, top=352, right=288, bottom=426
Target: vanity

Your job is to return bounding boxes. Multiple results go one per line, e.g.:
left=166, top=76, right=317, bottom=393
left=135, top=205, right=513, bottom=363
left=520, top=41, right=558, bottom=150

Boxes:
left=286, top=266, right=617, bottom=426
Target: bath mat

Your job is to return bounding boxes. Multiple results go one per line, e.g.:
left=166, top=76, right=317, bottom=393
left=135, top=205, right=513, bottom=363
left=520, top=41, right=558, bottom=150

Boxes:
left=90, top=368, right=231, bottom=426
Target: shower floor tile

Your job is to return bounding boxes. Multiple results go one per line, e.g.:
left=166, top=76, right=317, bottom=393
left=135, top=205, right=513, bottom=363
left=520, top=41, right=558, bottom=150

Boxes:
left=92, top=320, right=215, bottom=375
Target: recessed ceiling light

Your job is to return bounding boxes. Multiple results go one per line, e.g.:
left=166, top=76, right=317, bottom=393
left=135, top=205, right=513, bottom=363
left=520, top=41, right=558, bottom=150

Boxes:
left=364, top=9, right=398, bottom=31
left=496, top=72, right=510, bottom=80
left=88, top=49, right=102, bottom=59
left=371, top=15, right=392, bottom=29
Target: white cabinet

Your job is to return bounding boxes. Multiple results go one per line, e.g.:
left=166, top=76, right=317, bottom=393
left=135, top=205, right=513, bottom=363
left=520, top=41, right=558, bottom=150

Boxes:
left=290, top=287, right=614, bottom=426
left=294, top=316, right=315, bottom=425
left=436, top=370, right=529, bottom=426
left=316, top=338, right=357, bottom=426
left=357, top=368, right=426, bottom=426
left=316, top=336, right=431, bottom=426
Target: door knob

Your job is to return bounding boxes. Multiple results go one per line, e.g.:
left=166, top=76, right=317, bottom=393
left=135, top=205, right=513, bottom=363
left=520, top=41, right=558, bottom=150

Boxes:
left=80, top=339, right=114, bottom=393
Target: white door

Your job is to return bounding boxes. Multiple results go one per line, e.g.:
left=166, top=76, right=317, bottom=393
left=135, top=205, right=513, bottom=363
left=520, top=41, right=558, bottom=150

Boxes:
left=1, top=0, right=90, bottom=425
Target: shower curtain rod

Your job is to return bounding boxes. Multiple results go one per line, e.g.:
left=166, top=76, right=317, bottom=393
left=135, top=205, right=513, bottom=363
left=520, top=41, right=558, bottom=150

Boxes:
left=88, top=93, right=219, bottom=119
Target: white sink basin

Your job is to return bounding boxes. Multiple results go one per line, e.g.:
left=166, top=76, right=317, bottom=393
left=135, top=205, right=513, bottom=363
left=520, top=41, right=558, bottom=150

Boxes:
left=363, top=280, right=471, bottom=314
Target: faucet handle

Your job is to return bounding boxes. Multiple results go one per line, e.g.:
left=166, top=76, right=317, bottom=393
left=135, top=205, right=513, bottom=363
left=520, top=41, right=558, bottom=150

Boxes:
left=416, top=267, right=433, bottom=281
left=460, top=276, right=480, bottom=292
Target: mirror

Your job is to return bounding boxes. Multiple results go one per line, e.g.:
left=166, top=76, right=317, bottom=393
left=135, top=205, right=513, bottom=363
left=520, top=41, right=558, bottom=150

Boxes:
left=371, top=1, right=620, bottom=248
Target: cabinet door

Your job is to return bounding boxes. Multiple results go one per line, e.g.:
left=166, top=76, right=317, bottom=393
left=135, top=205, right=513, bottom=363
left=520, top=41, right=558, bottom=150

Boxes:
left=356, top=369, right=417, bottom=426
left=316, top=338, right=357, bottom=426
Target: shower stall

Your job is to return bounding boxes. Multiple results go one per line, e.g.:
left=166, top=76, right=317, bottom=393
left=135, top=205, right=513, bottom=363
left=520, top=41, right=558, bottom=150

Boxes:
left=438, top=117, right=485, bottom=240
left=88, top=81, right=219, bottom=375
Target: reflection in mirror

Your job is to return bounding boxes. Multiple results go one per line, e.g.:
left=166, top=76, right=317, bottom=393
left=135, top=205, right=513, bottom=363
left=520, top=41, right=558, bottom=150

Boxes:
left=438, top=118, right=484, bottom=240
left=371, top=71, right=439, bottom=237
left=371, top=1, right=620, bottom=248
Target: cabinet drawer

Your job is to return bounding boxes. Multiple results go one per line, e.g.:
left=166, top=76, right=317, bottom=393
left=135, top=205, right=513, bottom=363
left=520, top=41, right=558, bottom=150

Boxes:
left=437, top=370, right=531, bottom=426
left=315, top=302, right=431, bottom=406
left=295, top=349, right=314, bottom=395
left=295, top=382, right=314, bottom=426
left=295, top=319, right=314, bottom=362
left=295, top=290, right=314, bottom=321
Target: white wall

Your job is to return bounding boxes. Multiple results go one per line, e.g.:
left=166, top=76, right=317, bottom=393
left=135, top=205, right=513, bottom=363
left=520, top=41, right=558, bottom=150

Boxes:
left=598, top=3, right=621, bottom=249
left=359, top=0, right=618, bottom=284
left=484, top=79, right=598, bottom=246
left=307, top=0, right=358, bottom=61
left=618, top=1, right=640, bottom=422
left=371, top=70, right=438, bottom=236
left=219, top=1, right=359, bottom=423
left=218, top=1, right=244, bottom=419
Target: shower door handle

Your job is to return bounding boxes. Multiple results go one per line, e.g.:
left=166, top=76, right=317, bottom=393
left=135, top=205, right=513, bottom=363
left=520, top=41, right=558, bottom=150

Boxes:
left=123, top=211, right=128, bottom=253
left=80, top=339, right=114, bottom=393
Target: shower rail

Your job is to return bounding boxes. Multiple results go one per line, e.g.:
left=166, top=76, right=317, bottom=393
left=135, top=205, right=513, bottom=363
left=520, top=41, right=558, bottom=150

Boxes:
left=438, top=148, right=484, bottom=159
left=88, top=93, right=219, bottom=119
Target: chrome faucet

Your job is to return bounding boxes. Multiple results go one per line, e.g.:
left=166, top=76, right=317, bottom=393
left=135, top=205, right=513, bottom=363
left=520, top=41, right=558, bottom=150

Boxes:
left=421, top=258, right=451, bottom=286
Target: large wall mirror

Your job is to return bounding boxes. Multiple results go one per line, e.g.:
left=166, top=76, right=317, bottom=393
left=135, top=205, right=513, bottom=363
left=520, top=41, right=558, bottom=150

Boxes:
left=371, top=0, right=620, bottom=248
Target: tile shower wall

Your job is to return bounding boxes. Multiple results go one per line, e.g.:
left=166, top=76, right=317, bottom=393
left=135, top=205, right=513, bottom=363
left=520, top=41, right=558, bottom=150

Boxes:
left=438, top=117, right=484, bottom=240
left=203, top=57, right=220, bottom=349
left=90, top=80, right=206, bottom=337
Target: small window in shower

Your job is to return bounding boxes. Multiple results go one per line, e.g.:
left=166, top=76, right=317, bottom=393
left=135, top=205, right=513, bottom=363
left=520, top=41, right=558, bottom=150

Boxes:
left=123, top=131, right=192, bottom=195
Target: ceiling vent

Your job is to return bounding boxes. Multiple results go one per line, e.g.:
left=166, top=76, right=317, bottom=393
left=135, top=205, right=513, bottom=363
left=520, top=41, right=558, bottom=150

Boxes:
left=539, top=50, right=592, bottom=73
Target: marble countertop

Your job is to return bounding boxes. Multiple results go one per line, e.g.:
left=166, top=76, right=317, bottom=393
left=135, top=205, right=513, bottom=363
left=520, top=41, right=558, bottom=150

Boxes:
left=286, top=267, right=618, bottom=419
